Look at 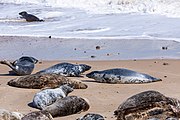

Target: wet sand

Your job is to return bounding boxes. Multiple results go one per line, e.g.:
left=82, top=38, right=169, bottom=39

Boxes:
left=0, top=59, right=180, bottom=119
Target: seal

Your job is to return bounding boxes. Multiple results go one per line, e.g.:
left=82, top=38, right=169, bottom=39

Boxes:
left=43, top=96, right=90, bottom=117
left=32, top=84, right=73, bottom=110
left=36, top=62, right=91, bottom=77
left=86, top=68, right=161, bottom=84
left=0, top=109, right=24, bottom=120
left=8, top=73, right=88, bottom=89
left=0, top=56, right=38, bottom=75
left=114, top=90, right=180, bottom=120
left=21, top=111, right=53, bottom=120
left=77, top=113, right=105, bottom=120
left=19, top=11, right=44, bottom=22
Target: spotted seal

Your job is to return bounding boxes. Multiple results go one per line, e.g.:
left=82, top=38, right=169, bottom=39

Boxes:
left=36, top=62, right=91, bottom=77
left=86, top=68, right=161, bottom=84
left=0, top=109, right=24, bottom=120
left=114, top=90, right=180, bottom=120
left=8, top=73, right=87, bottom=89
left=21, top=111, right=53, bottom=120
left=77, top=113, right=105, bottom=120
left=19, top=11, right=44, bottom=22
left=33, top=84, right=73, bottom=110
left=0, top=56, right=38, bottom=75
left=43, top=96, right=90, bottom=117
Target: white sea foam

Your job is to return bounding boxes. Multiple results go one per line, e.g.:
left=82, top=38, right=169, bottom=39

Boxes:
left=1, top=0, right=180, bottom=17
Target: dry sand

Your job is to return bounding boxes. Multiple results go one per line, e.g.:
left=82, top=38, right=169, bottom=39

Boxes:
left=0, top=59, right=180, bottom=120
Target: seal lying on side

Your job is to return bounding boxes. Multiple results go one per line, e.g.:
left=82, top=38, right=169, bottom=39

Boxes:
left=21, top=111, right=53, bottom=120
left=114, top=90, right=180, bottom=120
left=8, top=73, right=87, bottom=89
left=43, top=96, right=90, bottom=117
left=86, top=68, right=161, bottom=84
left=36, top=62, right=91, bottom=77
left=33, top=84, right=73, bottom=110
left=0, top=56, right=38, bottom=75
left=77, top=113, right=105, bottom=120
left=19, top=11, right=44, bottom=22
left=0, top=109, right=24, bottom=120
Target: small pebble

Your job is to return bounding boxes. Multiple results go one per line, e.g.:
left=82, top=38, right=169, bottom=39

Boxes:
left=91, top=55, right=96, bottom=58
left=96, top=46, right=100, bottom=50
left=163, top=63, right=169, bottom=65
left=49, top=36, right=51, bottom=38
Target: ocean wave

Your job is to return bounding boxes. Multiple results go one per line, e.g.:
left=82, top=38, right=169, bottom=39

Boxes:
left=0, top=0, right=180, bottom=17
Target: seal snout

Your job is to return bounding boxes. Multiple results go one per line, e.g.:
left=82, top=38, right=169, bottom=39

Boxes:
left=80, top=64, right=91, bottom=71
left=86, top=71, right=98, bottom=78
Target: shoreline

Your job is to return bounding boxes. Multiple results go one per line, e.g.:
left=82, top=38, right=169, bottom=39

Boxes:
left=0, top=35, right=180, bottom=60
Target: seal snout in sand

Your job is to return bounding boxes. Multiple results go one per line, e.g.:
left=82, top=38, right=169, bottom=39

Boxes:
left=33, top=84, right=73, bottom=110
left=0, top=56, right=38, bottom=75
left=19, top=11, right=44, bottom=22
left=43, top=96, right=90, bottom=117
left=114, top=90, right=180, bottom=120
left=36, top=62, right=91, bottom=77
left=86, top=68, right=161, bottom=84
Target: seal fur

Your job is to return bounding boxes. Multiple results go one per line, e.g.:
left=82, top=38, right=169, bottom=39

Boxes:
left=86, top=68, right=161, bottom=84
left=8, top=73, right=88, bottom=89
left=21, top=111, right=53, bottom=120
left=19, top=11, right=44, bottom=22
left=32, top=84, right=73, bottom=110
left=77, top=113, right=105, bottom=120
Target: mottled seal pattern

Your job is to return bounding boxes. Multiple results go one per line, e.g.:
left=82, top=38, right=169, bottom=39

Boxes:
left=0, top=109, right=24, bottom=120
left=43, top=96, right=90, bottom=117
left=33, top=84, right=73, bottom=110
left=36, top=62, right=91, bottom=77
left=0, top=56, right=38, bottom=75
left=8, top=73, right=87, bottom=89
left=114, top=90, right=180, bottom=120
left=21, top=111, right=53, bottom=120
left=77, top=113, right=105, bottom=120
left=86, top=68, right=161, bottom=84
left=19, top=11, right=44, bottom=22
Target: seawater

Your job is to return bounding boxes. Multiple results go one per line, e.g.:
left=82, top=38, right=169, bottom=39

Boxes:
left=0, top=0, right=180, bottom=41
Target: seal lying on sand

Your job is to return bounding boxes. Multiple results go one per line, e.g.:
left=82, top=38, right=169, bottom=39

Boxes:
left=0, top=56, right=38, bottom=75
left=114, top=90, right=180, bottom=120
left=19, top=11, right=44, bottom=22
left=36, top=62, right=91, bottom=77
left=86, top=68, right=161, bottom=84
left=33, top=84, right=73, bottom=110
left=8, top=73, right=87, bottom=89
left=21, top=111, right=53, bottom=120
left=77, top=113, right=105, bottom=120
left=43, top=96, right=90, bottom=117
left=0, top=109, right=24, bottom=120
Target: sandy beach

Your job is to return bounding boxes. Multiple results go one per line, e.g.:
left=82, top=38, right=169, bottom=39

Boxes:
left=0, top=58, right=180, bottom=119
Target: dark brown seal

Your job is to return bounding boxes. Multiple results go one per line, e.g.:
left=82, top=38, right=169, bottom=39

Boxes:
left=114, top=90, right=180, bottom=120
left=43, top=96, right=90, bottom=117
left=8, top=73, right=87, bottom=89
left=21, top=111, right=53, bottom=120
left=19, top=11, right=44, bottom=22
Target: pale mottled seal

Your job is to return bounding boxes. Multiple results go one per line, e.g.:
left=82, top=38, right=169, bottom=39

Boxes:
left=43, top=96, right=90, bottom=117
left=77, top=113, right=105, bottom=120
left=86, top=68, right=161, bottom=84
left=33, top=84, right=73, bottom=110
left=21, top=111, right=53, bottom=120
left=0, top=109, right=24, bottom=120
left=8, top=73, right=87, bottom=89
left=36, top=62, right=91, bottom=77
left=19, top=11, right=44, bottom=22
left=0, top=56, right=38, bottom=75
left=114, top=90, right=180, bottom=120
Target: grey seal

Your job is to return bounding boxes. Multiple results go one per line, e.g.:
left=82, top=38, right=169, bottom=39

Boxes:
left=77, top=113, right=105, bottom=120
left=21, top=111, right=53, bottom=120
left=36, top=62, right=91, bottom=77
left=43, top=96, right=90, bottom=117
left=0, top=56, right=38, bottom=75
left=8, top=73, right=87, bottom=89
left=86, top=68, right=161, bottom=84
left=0, top=109, right=24, bottom=120
left=19, top=11, right=44, bottom=22
left=33, top=84, right=73, bottom=110
left=114, top=90, right=180, bottom=120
